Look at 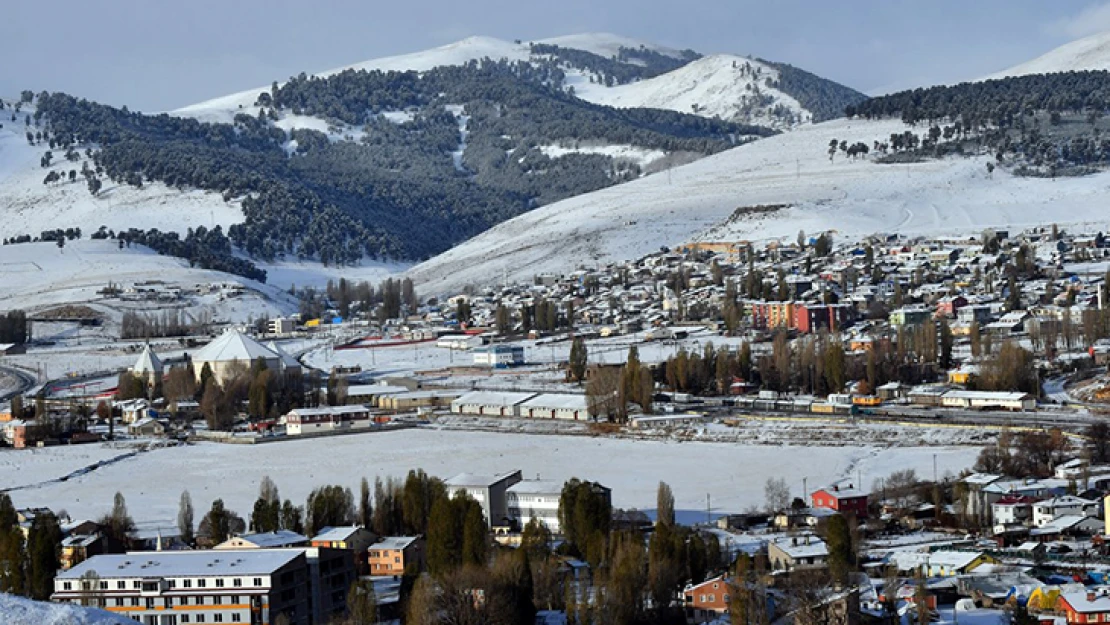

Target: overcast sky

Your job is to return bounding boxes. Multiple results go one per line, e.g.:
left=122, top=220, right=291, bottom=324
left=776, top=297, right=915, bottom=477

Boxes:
left=2, top=1, right=1109, bottom=112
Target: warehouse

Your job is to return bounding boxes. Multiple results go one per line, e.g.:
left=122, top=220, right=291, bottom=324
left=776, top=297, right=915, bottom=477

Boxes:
left=519, top=393, right=590, bottom=420
left=940, top=390, right=1035, bottom=411
left=450, top=391, right=537, bottom=417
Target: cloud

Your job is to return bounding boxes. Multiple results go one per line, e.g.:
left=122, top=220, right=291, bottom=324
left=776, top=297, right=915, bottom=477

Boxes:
left=1049, top=2, right=1110, bottom=39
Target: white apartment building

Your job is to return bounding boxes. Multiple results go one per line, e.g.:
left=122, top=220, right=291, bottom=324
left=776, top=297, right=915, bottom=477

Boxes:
left=507, top=480, right=564, bottom=533
left=53, top=549, right=310, bottom=625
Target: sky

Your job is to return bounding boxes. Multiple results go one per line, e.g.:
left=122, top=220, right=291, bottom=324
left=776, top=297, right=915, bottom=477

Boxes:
left=1, top=1, right=1109, bottom=111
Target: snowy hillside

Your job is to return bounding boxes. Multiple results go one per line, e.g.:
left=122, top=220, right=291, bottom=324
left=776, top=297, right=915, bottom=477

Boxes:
left=0, top=592, right=137, bottom=625
left=0, top=239, right=295, bottom=324
left=407, top=115, right=1110, bottom=296
left=982, top=31, right=1110, bottom=79
left=174, top=33, right=852, bottom=130
left=585, top=54, right=810, bottom=127
left=0, top=107, right=241, bottom=241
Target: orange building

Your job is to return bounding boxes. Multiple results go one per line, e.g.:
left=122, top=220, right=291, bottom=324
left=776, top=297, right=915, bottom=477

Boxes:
left=368, top=536, right=424, bottom=577
left=750, top=301, right=795, bottom=330
left=684, top=576, right=731, bottom=623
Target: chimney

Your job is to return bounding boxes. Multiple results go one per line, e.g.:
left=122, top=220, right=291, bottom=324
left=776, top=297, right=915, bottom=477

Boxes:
left=1089, top=591, right=1097, bottom=603
left=833, top=485, right=839, bottom=492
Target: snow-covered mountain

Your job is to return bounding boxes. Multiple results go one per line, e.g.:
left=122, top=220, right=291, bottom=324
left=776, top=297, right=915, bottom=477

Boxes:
left=982, top=31, right=1110, bottom=79
left=0, top=592, right=138, bottom=625
left=584, top=54, right=811, bottom=127
left=406, top=114, right=1110, bottom=296
left=174, top=33, right=860, bottom=130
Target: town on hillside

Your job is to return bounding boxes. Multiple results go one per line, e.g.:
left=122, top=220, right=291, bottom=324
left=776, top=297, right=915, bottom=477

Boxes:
left=4, top=224, right=1110, bottom=624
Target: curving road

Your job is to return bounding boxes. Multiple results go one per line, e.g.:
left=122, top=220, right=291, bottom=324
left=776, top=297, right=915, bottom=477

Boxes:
left=0, top=363, right=36, bottom=403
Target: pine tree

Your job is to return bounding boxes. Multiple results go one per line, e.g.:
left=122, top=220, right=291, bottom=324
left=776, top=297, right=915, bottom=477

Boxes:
left=568, top=337, right=588, bottom=383
left=26, top=511, right=61, bottom=599
left=0, top=493, right=26, bottom=594
left=178, top=490, right=194, bottom=546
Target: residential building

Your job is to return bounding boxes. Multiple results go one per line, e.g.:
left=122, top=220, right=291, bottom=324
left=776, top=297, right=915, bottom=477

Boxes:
left=215, top=530, right=309, bottom=550
left=1032, top=496, right=1100, bottom=527
left=767, top=534, right=828, bottom=572
left=811, top=485, right=868, bottom=519
left=268, top=318, right=295, bottom=335
left=311, top=526, right=377, bottom=574
left=473, top=345, right=524, bottom=368
left=891, top=551, right=995, bottom=577
left=506, top=480, right=565, bottom=532
left=991, top=496, right=1035, bottom=526
left=60, top=534, right=103, bottom=571
left=368, top=536, right=425, bottom=577
left=749, top=301, right=795, bottom=330
left=939, top=391, right=1035, bottom=411
left=683, top=576, right=731, bottom=624
left=52, top=549, right=314, bottom=625
left=889, top=306, right=931, bottom=327
left=445, top=471, right=523, bottom=528
left=1058, top=590, right=1110, bottom=624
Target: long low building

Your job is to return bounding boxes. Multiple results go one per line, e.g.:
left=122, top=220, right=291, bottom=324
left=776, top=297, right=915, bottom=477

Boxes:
left=519, top=394, right=590, bottom=421
left=284, top=405, right=374, bottom=435
left=379, top=390, right=462, bottom=411
left=450, top=391, right=537, bottom=417
left=940, top=391, right=1035, bottom=411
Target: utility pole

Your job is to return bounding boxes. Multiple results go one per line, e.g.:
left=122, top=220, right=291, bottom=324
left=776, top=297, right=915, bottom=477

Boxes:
left=706, top=493, right=711, bottom=525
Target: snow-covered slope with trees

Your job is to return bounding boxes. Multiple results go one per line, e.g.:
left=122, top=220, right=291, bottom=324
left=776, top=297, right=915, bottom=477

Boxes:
left=982, top=31, right=1110, bottom=79
left=586, top=54, right=810, bottom=127
left=407, top=116, right=1110, bottom=296
left=0, top=592, right=138, bottom=625
left=0, top=106, right=241, bottom=240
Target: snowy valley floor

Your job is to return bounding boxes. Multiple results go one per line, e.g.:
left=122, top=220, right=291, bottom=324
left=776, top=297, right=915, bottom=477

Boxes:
left=0, top=426, right=979, bottom=528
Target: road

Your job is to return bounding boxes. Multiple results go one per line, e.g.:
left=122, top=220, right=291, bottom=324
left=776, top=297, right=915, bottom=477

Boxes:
left=0, top=364, right=36, bottom=403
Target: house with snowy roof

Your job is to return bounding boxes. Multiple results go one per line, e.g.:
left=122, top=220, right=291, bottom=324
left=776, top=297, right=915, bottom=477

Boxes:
left=767, top=534, right=828, bottom=572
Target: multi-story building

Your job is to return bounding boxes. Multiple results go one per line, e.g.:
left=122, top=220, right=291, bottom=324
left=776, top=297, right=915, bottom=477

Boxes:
left=749, top=301, right=795, bottom=330
left=445, top=471, right=523, bottom=528
left=52, top=547, right=354, bottom=625
left=52, top=549, right=312, bottom=625
left=367, top=536, right=425, bottom=577
left=506, top=480, right=564, bottom=532
left=283, top=406, right=373, bottom=436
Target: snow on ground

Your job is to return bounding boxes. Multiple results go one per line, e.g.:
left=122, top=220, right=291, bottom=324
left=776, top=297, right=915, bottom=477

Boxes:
left=0, top=113, right=241, bottom=239
left=981, top=31, right=1110, bottom=80
left=407, top=116, right=1110, bottom=296
left=538, top=143, right=667, bottom=168
left=0, top=432, right=978, bottom=527
left=0, top=239, right=295, bottom=324
left=586, top=55, right=809, bottom=127
left=0, top=592, right=137, bottom=625
left=538, top=32, right=687, bottom=61
left=0, top=444, right=134, bottom=493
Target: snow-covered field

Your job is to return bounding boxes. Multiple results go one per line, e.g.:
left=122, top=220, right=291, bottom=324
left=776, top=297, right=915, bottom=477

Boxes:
left=0, top=592, right=136, bottom=625
left=0, top=432, right=978, bottom=527
left=407, top=116, right=1110, bottom=296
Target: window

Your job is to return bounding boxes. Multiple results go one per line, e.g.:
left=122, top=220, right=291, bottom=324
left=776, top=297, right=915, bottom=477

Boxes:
left=197, top=579, right=206, bottom=588
left=183, top=579, right=192, bottom=588
left=134, top=581, right=142, bottom=589
left=146, top=597, right=154, bottom=609
left=231, top=615, right=239, bottom=622
left=214, top=615, right=224, bottom=623
left=63, top=582, right=72, bottom=590
left=181, top=617, right=189, bottom=624
left=99, top=581, right=108, bottom=590
left=131, top=598, right=140, bottom=607
left=196, top=616, right=205, bottom=624
left=215, top=579, right=224, bottom=588
left=394, top=556, right=400, bottom=563
left=708, top=594, right=715, bottom=602
left=215, top=595, right=223, bottom=605
left=168, top=580, right=176, bottom=589
left=117, top=581, right=126, bottom=589
left=233, top=578, right=242, bottom=587
left=115, top=598, right=124, bottom=607
left=253, top=578, right=262, bottom=587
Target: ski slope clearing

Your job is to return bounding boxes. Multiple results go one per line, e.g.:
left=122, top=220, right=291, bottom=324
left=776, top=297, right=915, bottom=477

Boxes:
left=0, top=109, right=241, bottom=240
left=0, top=433, right=977, bottom=527
left=587, top=55, right=810, bottom=127
left=407, top=116, right=1110, bottom=296
left=983, top=31, right=1110, bottom=79
left=0, top=593, right=137, bottom=625
left=0, top=239, right=294, bottom=324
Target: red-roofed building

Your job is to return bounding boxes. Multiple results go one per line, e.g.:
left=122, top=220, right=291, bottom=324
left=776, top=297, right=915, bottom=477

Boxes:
left=811, top=485, right=868, bottom=519
left=1058, top=590, right=1110, bottom=624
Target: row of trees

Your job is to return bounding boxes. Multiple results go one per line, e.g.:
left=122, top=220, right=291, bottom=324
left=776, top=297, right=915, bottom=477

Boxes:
left=0, top=310, right=28, bottom=344
left=0, top=494, right=60, bottom=600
